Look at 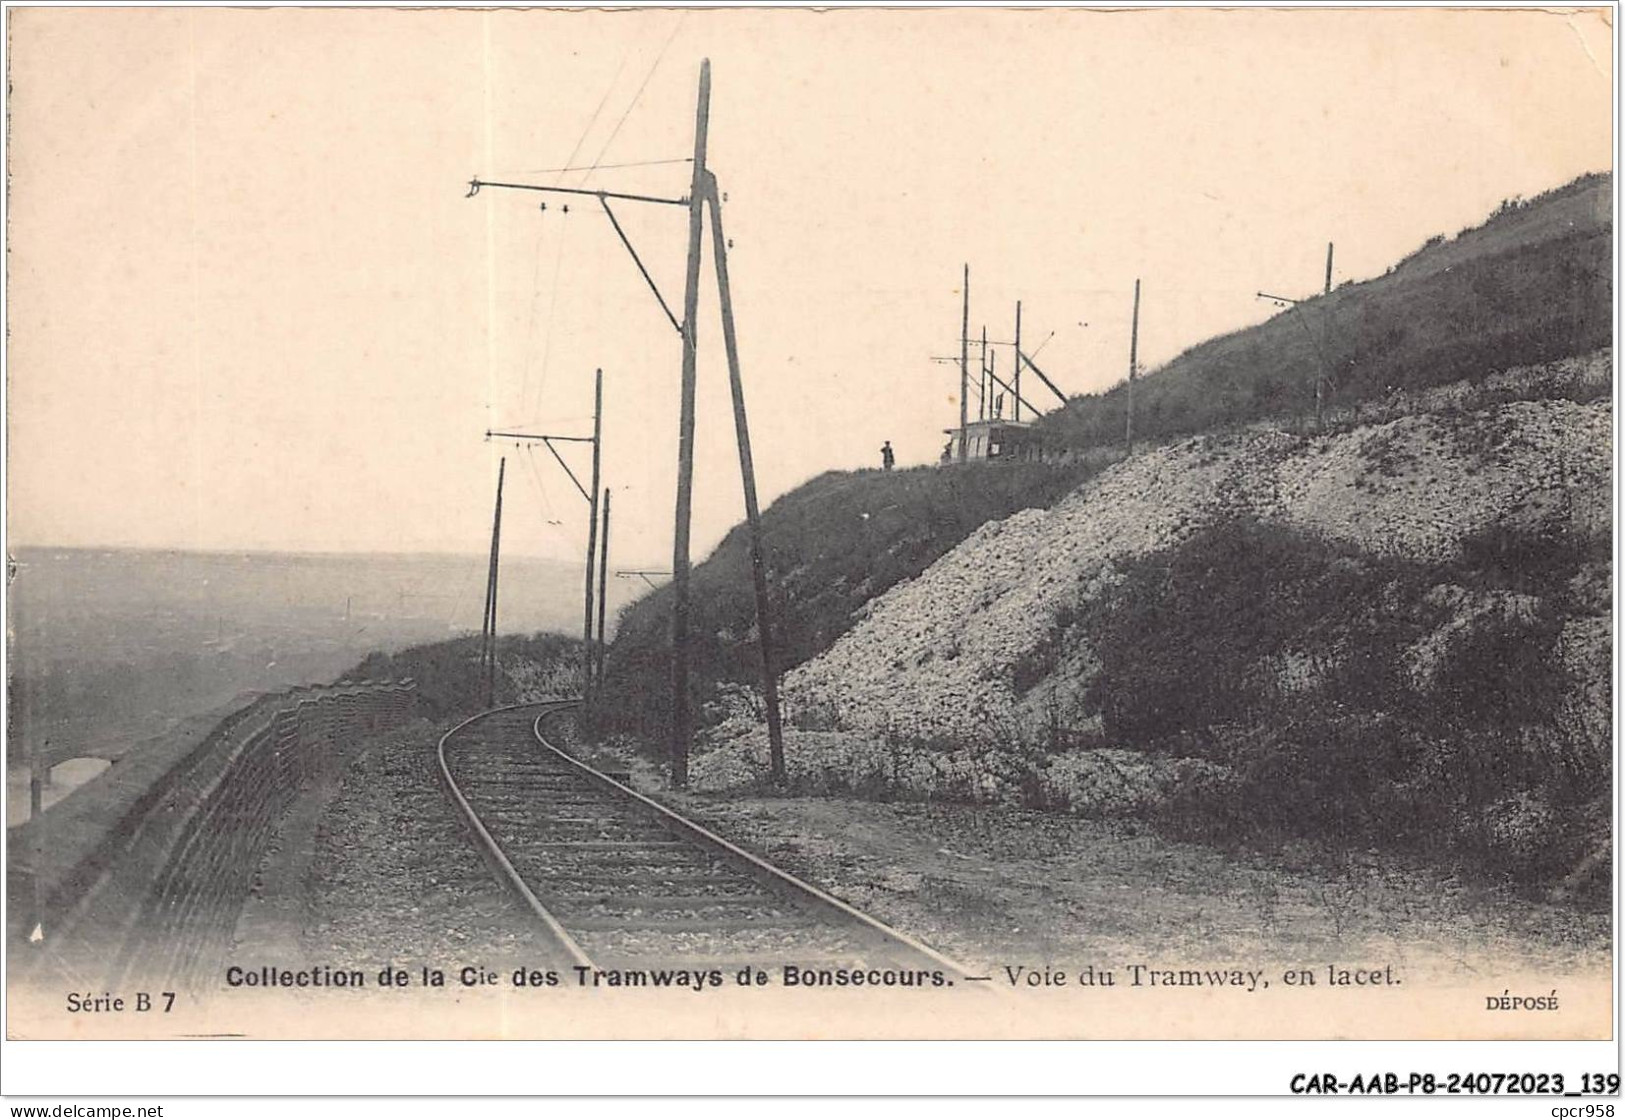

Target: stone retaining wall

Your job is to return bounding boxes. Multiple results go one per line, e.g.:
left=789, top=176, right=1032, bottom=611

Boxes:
left=11, top=680, right=416, bottom=993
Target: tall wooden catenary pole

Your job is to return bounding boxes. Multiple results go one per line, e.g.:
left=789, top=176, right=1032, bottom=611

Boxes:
left=1324, top=241, right=1335, bottom=296
left=595, top=488, right=611, bottom=693
left=957, top=264, right=969, bottom=462
left=29, top=736, right=44, bottom=945
left=583, top=369, right=602, bottom=708
left=706, top=173, right=787, bottom=784
left=1126, top=279, right=1141, bottom=454
left=670, top=60, right=711, bottom=787
left=484, top=457, right=506, bottom=707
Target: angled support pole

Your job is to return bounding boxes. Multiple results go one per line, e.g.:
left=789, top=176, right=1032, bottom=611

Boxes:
left=595, top=489, right=611, bottom=696
left=986, top=364, right=1042, bottom=420
left=1016, top=348, right=1072, bottom=408
left=583, top=371, right=603, bottom=715
left=704, top=169, right=787, bottom=785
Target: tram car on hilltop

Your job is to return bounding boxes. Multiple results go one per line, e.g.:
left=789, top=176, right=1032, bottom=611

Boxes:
left=942, top=418, right=1039, bottom=463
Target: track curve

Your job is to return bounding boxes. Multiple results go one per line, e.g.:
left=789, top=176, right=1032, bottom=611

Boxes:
left=438, top=702, right=971, bottom=978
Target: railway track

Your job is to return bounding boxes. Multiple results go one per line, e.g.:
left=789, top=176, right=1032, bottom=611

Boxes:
left=437, top=702, right=971, bottom=979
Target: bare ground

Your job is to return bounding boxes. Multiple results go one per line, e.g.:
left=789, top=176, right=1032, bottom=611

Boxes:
left=251, top=712, right=1608, bottom=992
left=236, top=718, right=566, bottom=974
left=567, top=722, right=1608, bottom=984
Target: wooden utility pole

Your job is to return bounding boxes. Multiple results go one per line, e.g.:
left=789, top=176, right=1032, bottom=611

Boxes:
left=29, top=737, right=44, bottom=946
left=957, top=264, right=970, bottom=462
left=28, top=741, right=43, bottom=820
left=670, top=59, right=712, bottom=789
left=1322, top=241, right=1335, bottom=426
left=484, top=417, right=601, bottom=697
left=483, top=457, right=506, bottom=707
left=979, top=326, right=988, bottom=421
left=583, top=369, right=603, bottom=711
left=481, top=510, right=494, bottom=667
left=707, top=172, right=787, bottom=783
left=1126, top=279, right=1141, bottom=454
left=595, top=488, right=611, bottom=697
left=1013, top=300, right=1023, bottom=422
left=1257, top=234, right=1336, bottom=433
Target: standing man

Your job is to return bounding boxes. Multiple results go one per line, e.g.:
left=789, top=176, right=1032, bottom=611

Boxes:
left=881, top=441, right=895, bottom=471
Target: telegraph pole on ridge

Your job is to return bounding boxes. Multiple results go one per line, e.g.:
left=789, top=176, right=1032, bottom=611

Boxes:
left=979, top=326, right=988, bottom=421
left=1013, top=300, right=1023, bottom=423
left=1257, top=240, right=1337, bottom=431
left=958, top=265, right=970, bottom=462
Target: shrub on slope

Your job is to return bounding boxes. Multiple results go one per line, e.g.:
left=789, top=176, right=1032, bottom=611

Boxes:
left=1080, top=516, right=1604, bottom=894
left=342, top=632, right=581, bottom=718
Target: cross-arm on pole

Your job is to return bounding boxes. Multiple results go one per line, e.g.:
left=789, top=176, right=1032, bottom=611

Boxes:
left=467, top=178, right=687, bottom=209
left=485, top=430, right=595, bottom=504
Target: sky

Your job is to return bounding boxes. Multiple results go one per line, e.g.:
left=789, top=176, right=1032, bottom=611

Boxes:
left=6, top=6, right=1614, bottom=568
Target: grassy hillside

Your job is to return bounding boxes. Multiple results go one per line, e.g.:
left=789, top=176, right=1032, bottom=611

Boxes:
left=342, top=632, right=581, bottom=718
left=599, top=460, right=1095, bottom=739
left=601, top=173, right=1611, bottom=752
left=1038, top=173, right=1611, bottom=449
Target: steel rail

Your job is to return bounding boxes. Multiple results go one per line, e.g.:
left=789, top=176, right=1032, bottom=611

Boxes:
left=441, top=701, right=978, bottom=981
left=435, top=702, right=596, bottom=969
